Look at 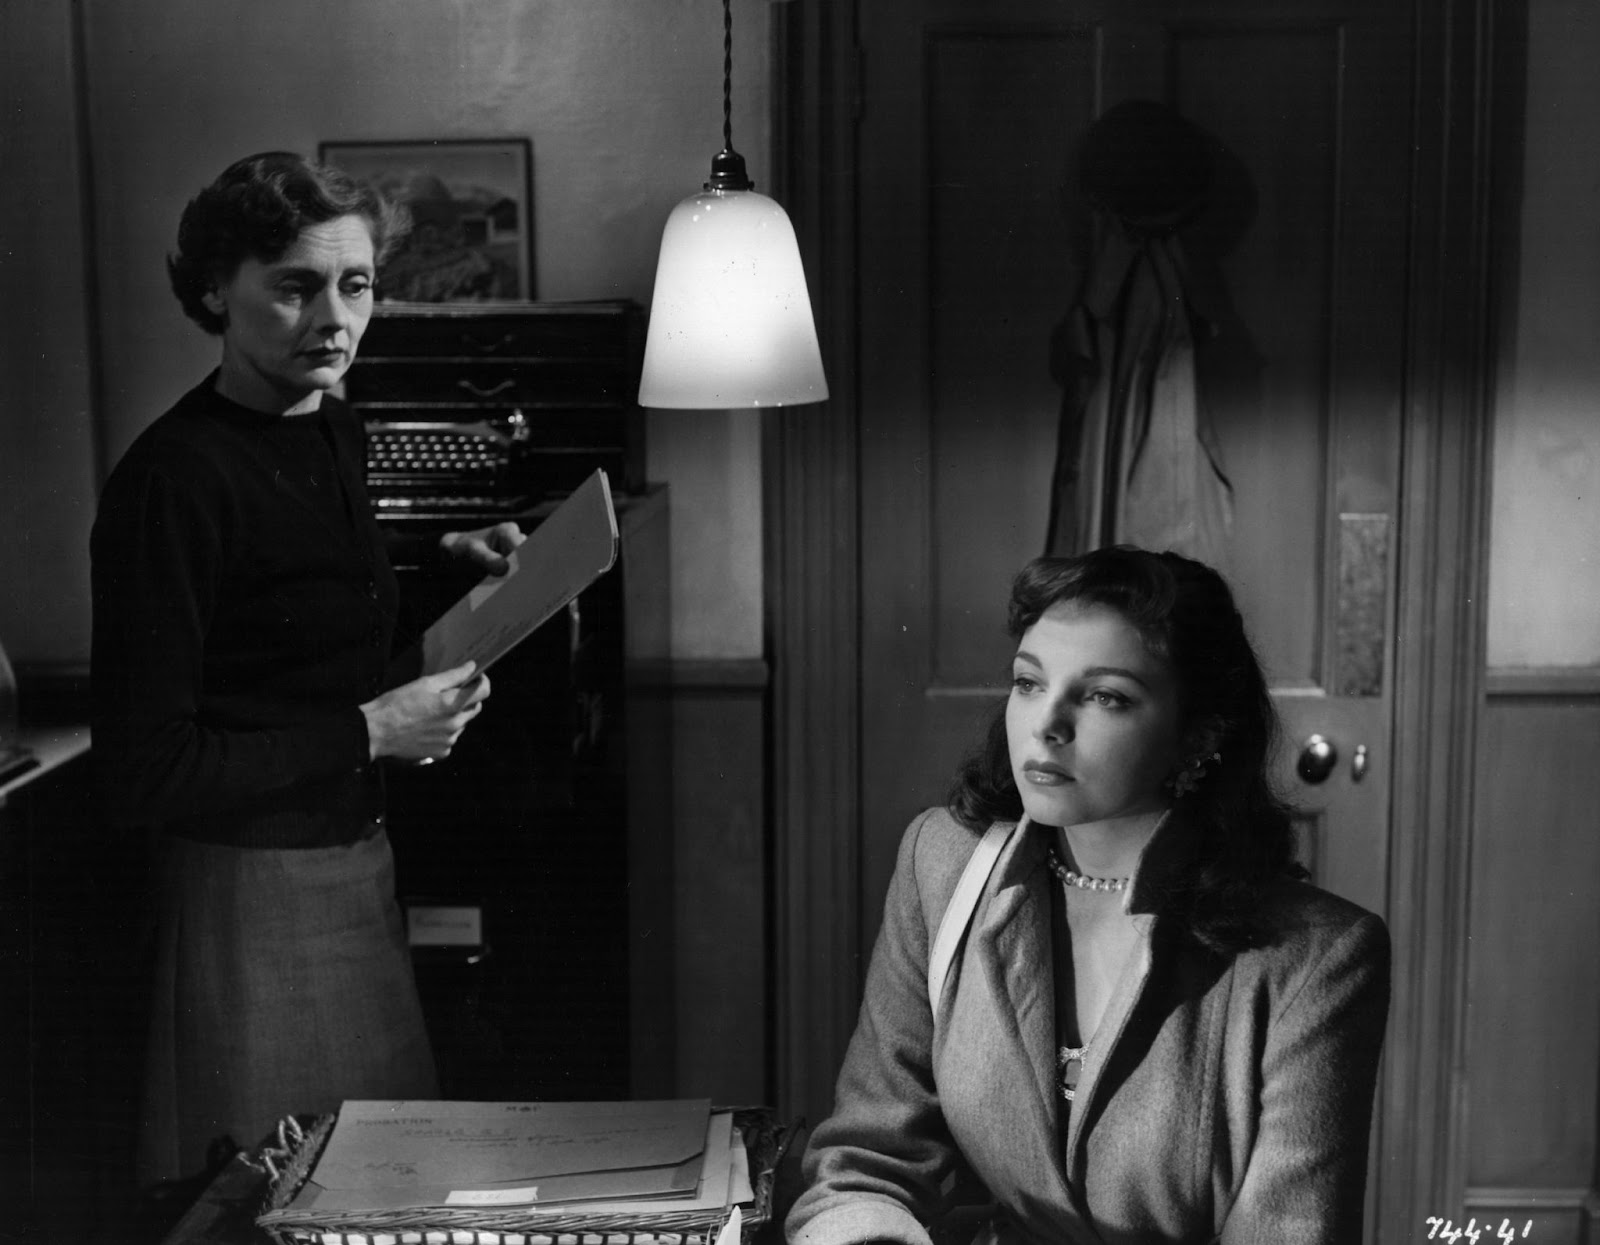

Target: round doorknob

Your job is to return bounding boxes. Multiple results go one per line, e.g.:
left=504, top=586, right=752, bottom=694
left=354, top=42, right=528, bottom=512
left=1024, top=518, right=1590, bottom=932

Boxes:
left=1297, top=734, right=1338, bottom=784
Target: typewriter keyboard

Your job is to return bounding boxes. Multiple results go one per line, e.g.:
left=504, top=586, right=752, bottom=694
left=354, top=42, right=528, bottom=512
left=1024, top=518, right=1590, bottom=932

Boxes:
left=366, top=425, right=507, bottom=477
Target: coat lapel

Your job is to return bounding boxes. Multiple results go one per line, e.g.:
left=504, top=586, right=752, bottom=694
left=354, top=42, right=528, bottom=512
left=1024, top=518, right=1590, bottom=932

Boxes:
left=975, top=871, right=1059, bottom=1135
left=1060, top=912, right=1156, bottom=1171
left=958, top=828, right=1093, bottom=1235
left=1059, top=809, right=1194, bottom=1180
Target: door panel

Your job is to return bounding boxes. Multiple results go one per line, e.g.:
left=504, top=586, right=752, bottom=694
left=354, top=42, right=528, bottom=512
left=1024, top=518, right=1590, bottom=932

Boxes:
left=859, top=13, right=1098, bottom=869
left=927, top=29, right=1096, bottom=685
left=859, top=1, right=1409, bottom=926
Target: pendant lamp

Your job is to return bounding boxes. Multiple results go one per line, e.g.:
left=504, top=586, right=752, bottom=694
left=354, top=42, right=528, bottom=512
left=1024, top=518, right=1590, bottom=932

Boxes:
left=637, top=0, right=828, bottom=409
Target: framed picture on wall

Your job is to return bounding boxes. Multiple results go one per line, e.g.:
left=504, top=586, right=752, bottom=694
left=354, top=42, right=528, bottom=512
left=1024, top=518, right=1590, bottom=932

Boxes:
left=318, top=138, right=534, bottom=302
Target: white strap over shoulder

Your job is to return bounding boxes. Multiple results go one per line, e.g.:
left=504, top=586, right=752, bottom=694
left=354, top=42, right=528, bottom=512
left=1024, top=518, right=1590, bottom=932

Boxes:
left=927, top=816, right=1027, bottom=1018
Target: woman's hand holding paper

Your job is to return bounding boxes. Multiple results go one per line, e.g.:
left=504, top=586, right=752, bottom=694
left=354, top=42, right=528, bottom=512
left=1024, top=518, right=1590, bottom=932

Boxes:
left=440, top=521, right=527, bottom=576
left=361, top=660, right=490, bottom=763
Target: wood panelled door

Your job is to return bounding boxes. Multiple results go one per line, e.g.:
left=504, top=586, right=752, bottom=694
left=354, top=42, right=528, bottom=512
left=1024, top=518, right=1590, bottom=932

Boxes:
left=858, top=0, right=1410, bottom=928
left=854, top=12, right=1412, bottom=1232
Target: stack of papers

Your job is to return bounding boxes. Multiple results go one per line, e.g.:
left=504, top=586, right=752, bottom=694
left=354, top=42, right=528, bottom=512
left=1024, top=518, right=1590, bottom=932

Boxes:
left=287, top=1099, right=754, bottom=1216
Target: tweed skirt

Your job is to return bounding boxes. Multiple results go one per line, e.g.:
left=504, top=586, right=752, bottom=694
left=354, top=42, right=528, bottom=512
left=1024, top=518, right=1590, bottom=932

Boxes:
left=136, top=827, right=438, bottom=1186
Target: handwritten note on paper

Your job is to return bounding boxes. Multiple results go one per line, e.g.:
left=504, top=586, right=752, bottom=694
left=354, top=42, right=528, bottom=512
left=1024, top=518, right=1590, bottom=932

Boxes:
left=420, top=469, right=619, bottom=676
left=310, top=1099, right=711, bottom=1192
left=446, top=1185, right=544, bottom=1206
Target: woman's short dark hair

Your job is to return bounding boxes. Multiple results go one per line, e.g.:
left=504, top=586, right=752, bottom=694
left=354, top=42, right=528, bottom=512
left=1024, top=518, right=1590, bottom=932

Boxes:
left=948, top=546, right=1304, bottom=953
left=168, top=151, right=410, bottom=334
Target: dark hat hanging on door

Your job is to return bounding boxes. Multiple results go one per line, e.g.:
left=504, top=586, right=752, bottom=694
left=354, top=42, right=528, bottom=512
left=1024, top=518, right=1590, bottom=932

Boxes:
left=1080, top=100, right=1214, bottom=234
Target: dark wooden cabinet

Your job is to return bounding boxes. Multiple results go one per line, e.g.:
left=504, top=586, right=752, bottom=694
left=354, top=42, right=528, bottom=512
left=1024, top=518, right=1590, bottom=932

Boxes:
left=346, top=299, right=667, bottom=1102
left=380, top=489, right=668, bottom=1103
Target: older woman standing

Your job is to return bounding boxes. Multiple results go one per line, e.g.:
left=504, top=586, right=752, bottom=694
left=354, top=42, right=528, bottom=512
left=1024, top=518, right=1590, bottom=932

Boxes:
left=788, top=548, right=1390, bottom=1244
left=91, top=152, right=524, bottom=1186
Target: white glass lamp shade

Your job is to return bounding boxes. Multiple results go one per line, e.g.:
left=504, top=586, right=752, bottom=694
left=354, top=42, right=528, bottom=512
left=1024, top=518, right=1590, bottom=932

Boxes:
left=638, top=187, right=829, bottom=409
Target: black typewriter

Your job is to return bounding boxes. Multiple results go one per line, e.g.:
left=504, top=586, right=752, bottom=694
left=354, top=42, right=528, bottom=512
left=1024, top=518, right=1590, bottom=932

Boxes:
left=364, top=415, right=531, bottom=516
left=347, top=300, right=644, bottom=521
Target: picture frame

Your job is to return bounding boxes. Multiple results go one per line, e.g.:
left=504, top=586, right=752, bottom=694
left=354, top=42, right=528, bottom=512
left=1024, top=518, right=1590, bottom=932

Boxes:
left=318, top=138, right=534, bottom=303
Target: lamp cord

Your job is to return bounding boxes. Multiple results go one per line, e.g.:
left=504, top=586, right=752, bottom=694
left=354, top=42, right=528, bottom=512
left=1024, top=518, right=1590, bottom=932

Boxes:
left=705, top=0, right=751, bottom=190
left=722, top=0, right=734, bottom=152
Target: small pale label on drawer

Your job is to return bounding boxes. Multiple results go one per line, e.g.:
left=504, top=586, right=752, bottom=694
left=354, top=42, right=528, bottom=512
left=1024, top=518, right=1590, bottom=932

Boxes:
left=406, top=905, right=483, bottom=947
left=446, top=1186, right=539, bottom=1206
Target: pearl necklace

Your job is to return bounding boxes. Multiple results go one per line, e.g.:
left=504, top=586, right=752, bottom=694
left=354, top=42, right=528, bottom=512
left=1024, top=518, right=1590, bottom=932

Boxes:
left=1043, top=843, right=1131, bottom=893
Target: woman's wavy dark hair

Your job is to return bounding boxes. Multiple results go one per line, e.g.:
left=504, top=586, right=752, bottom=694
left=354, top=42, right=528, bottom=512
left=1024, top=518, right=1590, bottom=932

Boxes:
left=948, top=546, right=1304, bottom=953
left=168, top=150, right=410, bottom=334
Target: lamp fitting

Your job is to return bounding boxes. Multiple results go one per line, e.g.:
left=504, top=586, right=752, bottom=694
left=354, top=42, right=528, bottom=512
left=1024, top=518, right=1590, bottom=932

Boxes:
left=705, top=148, right=754, bottom=192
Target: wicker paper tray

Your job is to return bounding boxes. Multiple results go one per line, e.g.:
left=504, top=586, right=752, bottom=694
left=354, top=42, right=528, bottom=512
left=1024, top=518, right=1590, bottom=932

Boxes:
left=253, top=1106, right=793, bottom=1245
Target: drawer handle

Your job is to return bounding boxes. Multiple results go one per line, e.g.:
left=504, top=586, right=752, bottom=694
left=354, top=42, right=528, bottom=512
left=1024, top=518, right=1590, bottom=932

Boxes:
left=456, top=378, right=517, bottom=399
left=462, top=331, right=516, bottom=353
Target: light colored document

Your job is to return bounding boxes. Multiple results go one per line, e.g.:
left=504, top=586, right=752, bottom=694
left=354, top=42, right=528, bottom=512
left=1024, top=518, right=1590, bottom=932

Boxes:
left=297, top=1098, right=710, bottom=1212
left=484, top=1111, right=742, bottom=1213
left=730, top=1126, right=755, bottom=1204
left=420, top=469, right=618, bottom=676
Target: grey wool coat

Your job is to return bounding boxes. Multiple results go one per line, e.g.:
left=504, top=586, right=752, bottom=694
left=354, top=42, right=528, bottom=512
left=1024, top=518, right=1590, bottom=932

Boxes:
left=786, top=808, right=1390, bottom=1245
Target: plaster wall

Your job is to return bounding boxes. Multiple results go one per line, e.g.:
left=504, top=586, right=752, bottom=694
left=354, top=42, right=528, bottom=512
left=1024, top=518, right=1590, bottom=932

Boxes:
left=1487, top=0, right=1600, bottom=670
left=0, top=1, right=98, bottom=668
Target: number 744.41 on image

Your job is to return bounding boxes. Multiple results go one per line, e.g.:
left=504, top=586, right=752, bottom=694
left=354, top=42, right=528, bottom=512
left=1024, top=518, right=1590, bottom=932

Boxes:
left=1425, top=1218, right=1533, bottom=1243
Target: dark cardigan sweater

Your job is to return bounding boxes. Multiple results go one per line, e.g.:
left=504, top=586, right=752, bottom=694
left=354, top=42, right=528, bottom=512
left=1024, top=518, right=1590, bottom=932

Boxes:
left=91, top=375, right=406, bottom=848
